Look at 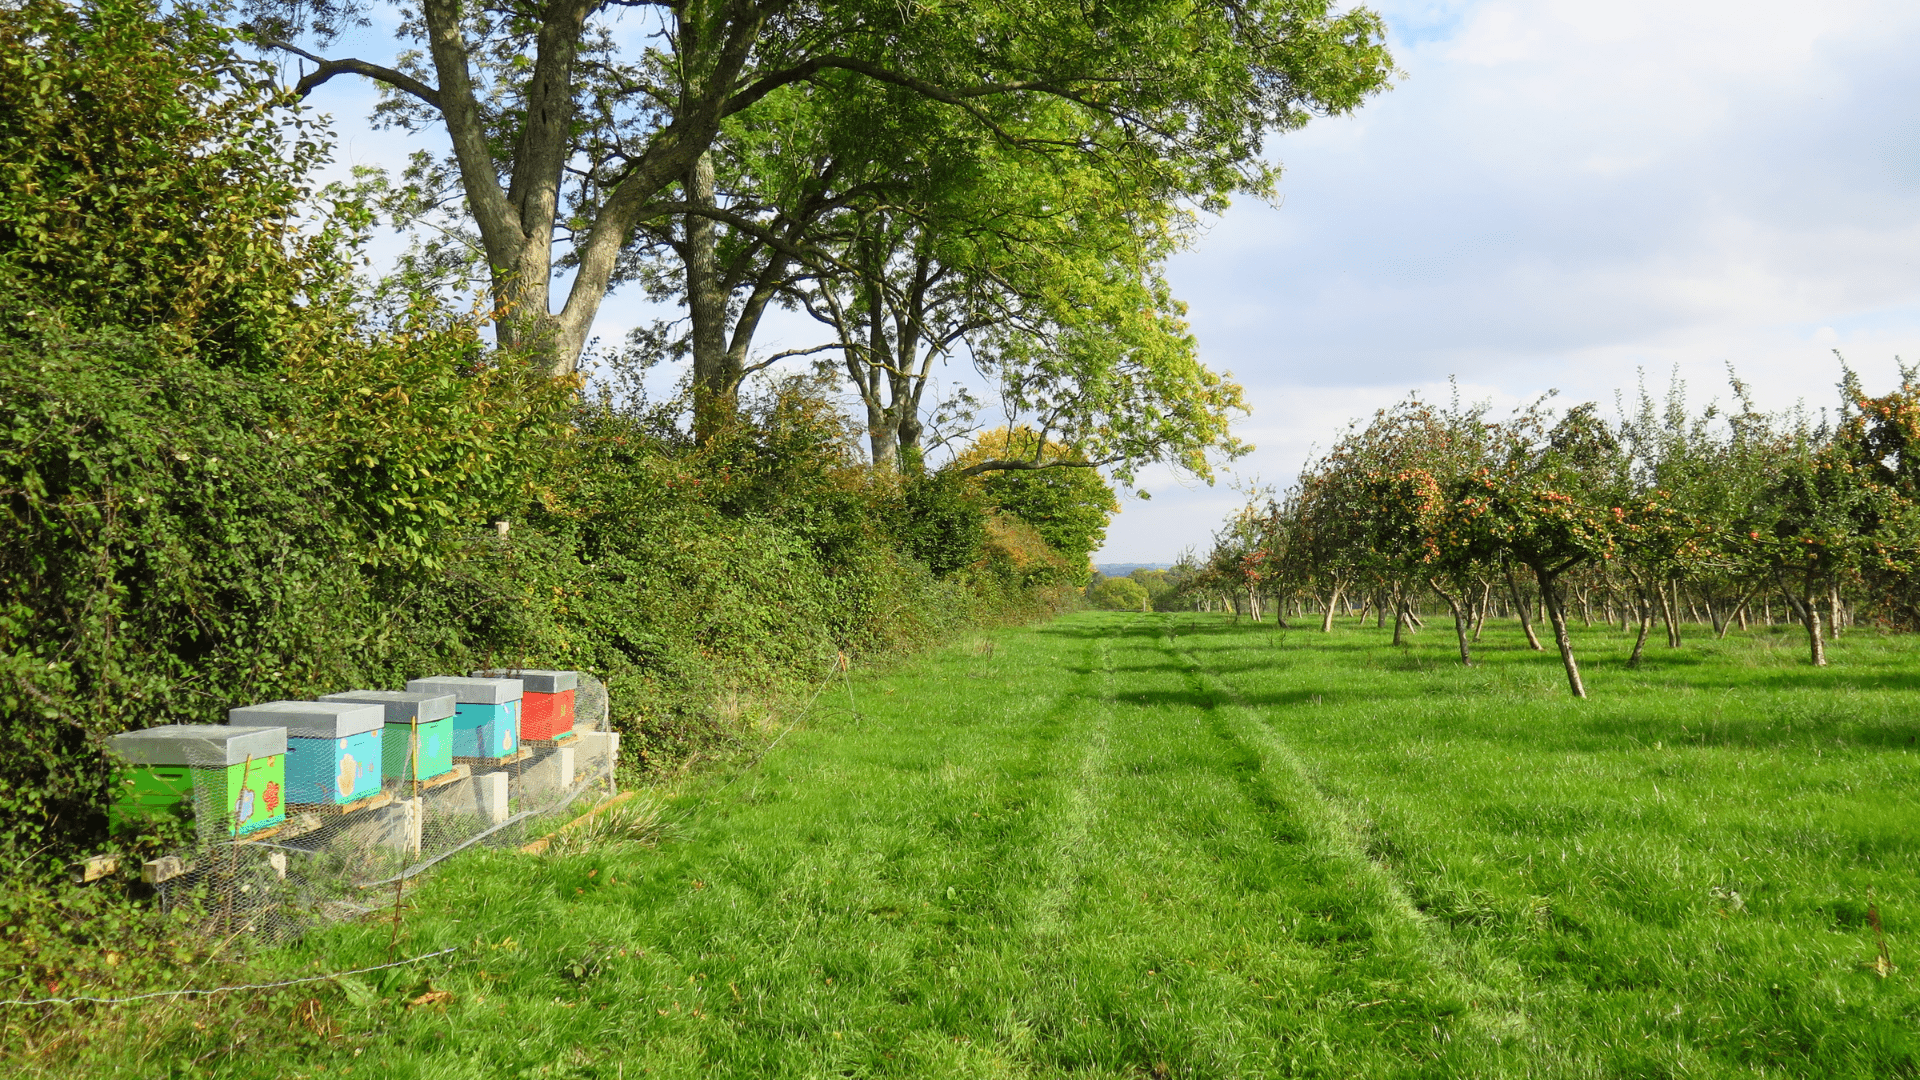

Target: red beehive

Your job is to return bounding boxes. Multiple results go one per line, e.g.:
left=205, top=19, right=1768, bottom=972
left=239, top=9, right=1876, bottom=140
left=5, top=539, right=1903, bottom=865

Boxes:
left=475, top=669, right=578, bottom=741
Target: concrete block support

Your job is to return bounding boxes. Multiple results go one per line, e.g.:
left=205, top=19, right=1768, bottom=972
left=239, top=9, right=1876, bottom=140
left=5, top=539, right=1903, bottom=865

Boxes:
left=358, top=796, right=423, bottom=856
left=573, top=729, right=620, bottom=794
left=521, top=746, right=575, bottom=803
left=471, top=769, right=509, bottom=824
left=421, top=767, right=507, bottom=826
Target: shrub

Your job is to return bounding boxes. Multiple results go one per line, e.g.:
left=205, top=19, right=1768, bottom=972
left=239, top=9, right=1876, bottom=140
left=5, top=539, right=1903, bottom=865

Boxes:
left=1087, top=576, right=1151, bottom=612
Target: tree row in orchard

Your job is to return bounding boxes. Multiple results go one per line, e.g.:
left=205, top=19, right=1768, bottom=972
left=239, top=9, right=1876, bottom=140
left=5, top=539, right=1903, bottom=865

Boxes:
left=1186, top=372, right=1920, bottom=696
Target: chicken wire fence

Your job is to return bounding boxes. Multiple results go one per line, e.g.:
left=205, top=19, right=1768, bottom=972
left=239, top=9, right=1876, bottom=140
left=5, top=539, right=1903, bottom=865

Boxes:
left=121, top=673, right=617, bottom=946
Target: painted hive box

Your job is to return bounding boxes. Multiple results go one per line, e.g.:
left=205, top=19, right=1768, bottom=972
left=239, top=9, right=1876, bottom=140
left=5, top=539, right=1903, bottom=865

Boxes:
left=408, top=676, right=522, bottom=761
left=320, top=691, right=457, bottom=781
left=107, top=725, right=287, bottom=837
left=475, top=669, right=578, bottom=740
left=229, top=701, right=385, bottom=807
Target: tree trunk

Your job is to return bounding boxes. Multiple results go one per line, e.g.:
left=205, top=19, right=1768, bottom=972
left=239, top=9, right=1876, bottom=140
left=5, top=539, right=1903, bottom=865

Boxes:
left=1803, top=596, right=1827, bottom=666
left=1471, top=581, right=1492, bottom=642
left=1828, top=583, right=1844, bottom=640
left=1431, top=578, right=1473, bottom=666
left=1659, top=580, right=1680, bottom=647
left=1319, top=585, right=1342, bottom=632
left=684, top=151, right=738, bottom=444
left=1627, top=593, right=1653, bottom=668
left=1505, top=567, right=1544, bottom=650
left=1778, top=574, right=1827, bottom=666
left=1714, top=587, right=1754, bottom=640
left=1534, top=564, right=1587, bottom=698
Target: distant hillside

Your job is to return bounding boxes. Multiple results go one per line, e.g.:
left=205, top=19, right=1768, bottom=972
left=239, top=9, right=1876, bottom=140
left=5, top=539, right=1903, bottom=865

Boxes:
left=1094, top=563, right=1172, bottom=577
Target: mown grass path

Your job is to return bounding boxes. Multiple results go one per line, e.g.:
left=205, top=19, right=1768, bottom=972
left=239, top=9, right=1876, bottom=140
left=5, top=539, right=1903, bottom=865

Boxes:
left=202, top=613, right=1919, bottom=1078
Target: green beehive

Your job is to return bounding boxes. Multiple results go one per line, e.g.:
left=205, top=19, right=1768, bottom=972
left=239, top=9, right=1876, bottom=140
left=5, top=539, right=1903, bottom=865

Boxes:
left=107, top=725, right=287, bottom=837
left=320, top=690, right=457, bottom=782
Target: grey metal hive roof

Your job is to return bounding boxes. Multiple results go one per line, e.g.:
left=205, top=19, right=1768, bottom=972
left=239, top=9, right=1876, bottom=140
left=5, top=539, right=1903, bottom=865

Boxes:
left=319, top=690, right=458, bottom=723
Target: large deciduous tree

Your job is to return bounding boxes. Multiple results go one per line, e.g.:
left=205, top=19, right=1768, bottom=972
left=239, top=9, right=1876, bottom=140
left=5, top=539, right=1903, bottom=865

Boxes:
left=250, top=0, right=1393, bottom=440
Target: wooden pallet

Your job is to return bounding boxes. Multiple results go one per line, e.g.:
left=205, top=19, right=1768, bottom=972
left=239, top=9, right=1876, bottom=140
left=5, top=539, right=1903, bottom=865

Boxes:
left=522, top=731, right=579, bottom=749
left=281, top=813, right=325, bottom=839
left=413, top=763, right=471, bottom=792
left=453, top=747, right=530, bottom=768
left=287, top=790, right=396, bottom=817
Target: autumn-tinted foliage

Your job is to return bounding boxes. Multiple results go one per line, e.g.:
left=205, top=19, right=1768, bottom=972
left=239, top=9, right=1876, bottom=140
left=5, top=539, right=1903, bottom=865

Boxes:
left=1193, top=376, right=1920, bottom=693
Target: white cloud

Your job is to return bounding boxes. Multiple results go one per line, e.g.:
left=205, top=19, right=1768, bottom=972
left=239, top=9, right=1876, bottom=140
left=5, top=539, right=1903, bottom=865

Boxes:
left=1095, top=0, right=1920, bottom=562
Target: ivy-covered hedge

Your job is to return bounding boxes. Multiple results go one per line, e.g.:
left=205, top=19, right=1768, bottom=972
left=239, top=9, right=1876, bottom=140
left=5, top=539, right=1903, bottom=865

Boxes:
left=0, top=314, right=1033, bottom=858
left=0, top=0, right=1082, bottom=862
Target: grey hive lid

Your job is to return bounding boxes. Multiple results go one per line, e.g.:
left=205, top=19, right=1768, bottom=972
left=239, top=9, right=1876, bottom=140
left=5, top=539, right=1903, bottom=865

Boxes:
left=108, top=724, right=287, bottom=766
left=320, top=690, right=457, bottom=724
left=406, top=675, right=523, bottom=704
left=228, top=700, right=386, bottom=738
left=472, top=668, right=578, bottom=694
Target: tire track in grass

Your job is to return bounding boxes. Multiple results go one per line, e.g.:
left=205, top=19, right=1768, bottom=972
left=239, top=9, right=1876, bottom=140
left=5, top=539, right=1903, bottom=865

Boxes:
left=1012, top=616, right=1513, bottom=1078
left=1022, top=629, right=1118, bottom=943
left=1161, top=622, right=1536, bottom=1054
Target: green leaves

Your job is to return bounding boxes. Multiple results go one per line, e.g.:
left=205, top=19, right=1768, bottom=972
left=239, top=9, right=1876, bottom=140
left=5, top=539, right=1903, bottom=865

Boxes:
left=0, top=0, right=351, bottom=371
left=286, top=301, right=576, bottom=570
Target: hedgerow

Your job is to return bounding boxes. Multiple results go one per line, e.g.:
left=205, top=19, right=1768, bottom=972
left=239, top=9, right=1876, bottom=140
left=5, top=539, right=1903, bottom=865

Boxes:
left=0, top=0, right=1080, bottom=865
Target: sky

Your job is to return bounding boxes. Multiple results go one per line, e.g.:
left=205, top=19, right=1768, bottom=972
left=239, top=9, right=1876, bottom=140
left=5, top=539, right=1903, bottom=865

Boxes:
left=302, top=0, right=1920, bottom=564
left=1114, top=0, right=1920, bottom=562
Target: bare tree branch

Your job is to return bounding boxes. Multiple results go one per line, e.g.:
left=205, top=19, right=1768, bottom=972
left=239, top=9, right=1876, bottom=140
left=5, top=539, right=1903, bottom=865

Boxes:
left=738, top=342, right=851, bottom=378
left=958, top=456, right=1118, bottom=477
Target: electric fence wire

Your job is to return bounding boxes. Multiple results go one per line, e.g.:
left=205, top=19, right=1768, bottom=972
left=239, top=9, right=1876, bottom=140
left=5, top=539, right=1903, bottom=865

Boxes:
left=0, top=947, right=461, bottom=1008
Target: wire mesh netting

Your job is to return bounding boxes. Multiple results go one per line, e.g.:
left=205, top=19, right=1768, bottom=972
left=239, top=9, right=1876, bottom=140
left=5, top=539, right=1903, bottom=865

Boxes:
left=106, top=673, right=617, bottom=945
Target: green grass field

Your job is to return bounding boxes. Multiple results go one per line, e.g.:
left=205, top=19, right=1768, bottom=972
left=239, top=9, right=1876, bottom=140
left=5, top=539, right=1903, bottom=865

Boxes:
left=48, top=612, right=1920, bottom=1077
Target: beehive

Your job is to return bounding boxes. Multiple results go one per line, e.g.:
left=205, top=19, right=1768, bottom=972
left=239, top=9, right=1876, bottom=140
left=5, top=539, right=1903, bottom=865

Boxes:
left=228, top=701, right=385, bottom=808
left=106, top=725, right=288, bottom=837
left=319, top=691, right=457, bottom=782
left=407, top=676, right=522, bottom=761
left=474, top=669, right=579, bottom=741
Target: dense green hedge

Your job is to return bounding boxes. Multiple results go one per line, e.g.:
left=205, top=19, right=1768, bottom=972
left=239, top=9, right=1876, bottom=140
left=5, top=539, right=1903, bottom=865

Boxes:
left=0, top=315, right=1047, bottom=858
left=0, top=0, right=1085, bottom=863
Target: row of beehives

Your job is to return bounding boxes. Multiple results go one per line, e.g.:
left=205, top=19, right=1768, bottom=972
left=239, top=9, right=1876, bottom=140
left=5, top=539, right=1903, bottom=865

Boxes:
left=107, top=669, right=585, bottom=839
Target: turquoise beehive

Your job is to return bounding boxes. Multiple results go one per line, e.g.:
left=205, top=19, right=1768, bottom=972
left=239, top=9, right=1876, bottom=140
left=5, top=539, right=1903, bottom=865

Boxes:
left=407, top=676, right=522, bottom=761
left=320, top=690, right=458, bottom=782
left=228, top=701, right=385, bottom=808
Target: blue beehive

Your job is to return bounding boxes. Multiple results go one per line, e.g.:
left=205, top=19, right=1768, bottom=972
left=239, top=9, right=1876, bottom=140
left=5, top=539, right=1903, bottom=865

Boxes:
left=228, top=701, right=385, bottom=808
left=320, top=690, right=458, bottom=782
left=407, top=676, right=522, bottom=761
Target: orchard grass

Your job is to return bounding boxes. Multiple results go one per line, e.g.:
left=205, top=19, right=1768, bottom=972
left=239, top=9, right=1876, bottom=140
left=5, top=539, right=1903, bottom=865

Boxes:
left=27, top=612, right=1920, bottom=1077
